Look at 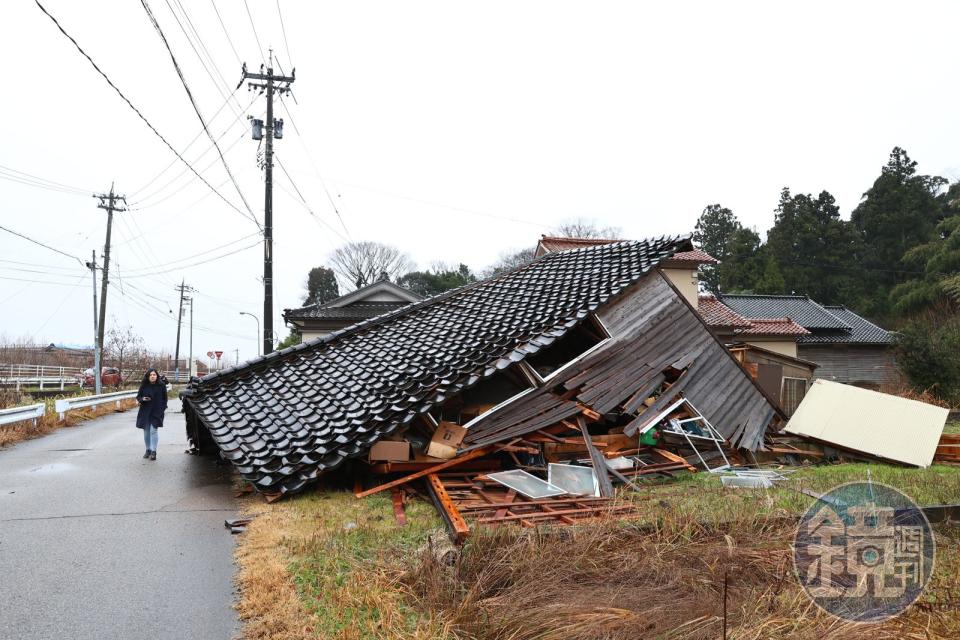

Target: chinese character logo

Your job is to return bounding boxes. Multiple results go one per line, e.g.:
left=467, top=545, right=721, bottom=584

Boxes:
left=794, top=482, right=935, bottom=621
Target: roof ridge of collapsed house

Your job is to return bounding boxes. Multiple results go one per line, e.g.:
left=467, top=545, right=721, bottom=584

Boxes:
left=186, top=235, right=689, bottom=390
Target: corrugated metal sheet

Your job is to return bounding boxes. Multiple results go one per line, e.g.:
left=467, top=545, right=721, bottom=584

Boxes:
left=784, top=379, right=948, bottom=467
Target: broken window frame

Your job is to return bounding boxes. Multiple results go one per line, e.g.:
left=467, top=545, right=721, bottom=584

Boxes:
left=527, top=314, right=612, bottom=384
left=461, top=373, right=538, bottom=428
left=635, top=397, right=732, bottom=472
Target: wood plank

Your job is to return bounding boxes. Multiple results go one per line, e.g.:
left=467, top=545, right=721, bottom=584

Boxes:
left=426, top=473, right=471, bottom=540
left=579, top=415, right=614, bottom=497
left=391, top=488, right=407, bottom=526
left=355, top=445, right=496, bottom=498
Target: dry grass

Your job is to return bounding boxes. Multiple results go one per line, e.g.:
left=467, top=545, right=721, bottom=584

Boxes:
left=879, top=380, right=955, bottom=409
left=406, top=516, right=960, bottom=640
left=0, top=396, right=139, bottom=449
left=234, top=480, right=960, bottom=640
left=234, top=489, right=454, bottom=640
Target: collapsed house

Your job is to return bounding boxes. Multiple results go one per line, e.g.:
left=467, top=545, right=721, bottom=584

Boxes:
left=181, top=236, right=783, bottom=510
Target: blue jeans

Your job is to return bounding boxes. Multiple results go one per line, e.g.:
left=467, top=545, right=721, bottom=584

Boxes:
left=143, top=425, right=159, bottom=451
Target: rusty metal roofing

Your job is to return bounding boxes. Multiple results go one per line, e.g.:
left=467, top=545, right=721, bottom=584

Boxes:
left=661, top=248, right=719, bottom=265
left=785, top=379, right=948, bottom=467
left=182, top=236, right=694, bottom=496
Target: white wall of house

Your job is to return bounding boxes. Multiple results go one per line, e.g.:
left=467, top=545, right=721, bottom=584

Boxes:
left=745, top=339, right=798, bottom=358
left=660, top=268, right=699, bottom=307
left=301, top=330, right=332, bottom=342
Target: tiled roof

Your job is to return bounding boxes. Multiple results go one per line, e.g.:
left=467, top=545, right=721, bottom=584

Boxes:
left=182, top=236, right=694, bottom=496
left=536, top=235, right=621, bottom=253
left=662, top=248, right=719, bottom=265
left=537, top=236, right=719, bottom=265
left=720, top=295, right=851, bottom=330
left=798, top=306, right=894, bottom=345
left=697, top=294, right=752, bottom=329
left=737, top=318, right=810, bottom=337
left=285, top=301, right=408, bottom=322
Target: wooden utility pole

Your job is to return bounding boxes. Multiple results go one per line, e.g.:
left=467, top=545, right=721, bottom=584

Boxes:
left=242, top=51, right=294, bottom=357
left=93, top=184, right=126, bottom=359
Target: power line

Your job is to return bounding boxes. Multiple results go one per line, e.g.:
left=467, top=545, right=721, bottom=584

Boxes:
left=243, top=0, right=266, bottom=63
left=277, top=95, right=352, bottom=239
left=33, top=0, right=257, bottom=228
left=120, top=239, right=263, bottom=279
left=120, top=232, right=262, bottom=274
left=0, top=274, right=89, bottom=287
left=0, top=164, right=92, bottom=196
left=210, top=0, right=242, bottom=65
left=276, top=0, right=293, bottom=67
left=0, top=223, right=85, bottom=265
left=132, top=125, right=252, bottom=209
left=140, top=0, right=261, bottom=230
left=274, top=154, right=348, bottom=243
left=128, top=88, right=241, bottom=198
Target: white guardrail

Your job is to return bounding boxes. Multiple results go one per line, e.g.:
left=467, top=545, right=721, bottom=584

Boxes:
left=54, top=389, right=139, bottom=421
left=0, top=403, right=46, bottom=428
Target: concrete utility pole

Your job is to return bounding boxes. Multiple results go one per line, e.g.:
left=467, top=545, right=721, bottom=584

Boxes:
left=93, top=184, right=127, bottom=358
left=86, top=251, right=103, bottom=395
left=242, top=51, right=294, bottom=357
left=173, top=281, right=193, bottom=382
left=184, top=295, right=194, bottom=378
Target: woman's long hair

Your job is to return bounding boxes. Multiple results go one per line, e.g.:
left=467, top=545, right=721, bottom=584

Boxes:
left=140, top=368, right=160, bottom=387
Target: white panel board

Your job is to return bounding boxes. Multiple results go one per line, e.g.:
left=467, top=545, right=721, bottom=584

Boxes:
left=784, top=379, right=948, bottom=467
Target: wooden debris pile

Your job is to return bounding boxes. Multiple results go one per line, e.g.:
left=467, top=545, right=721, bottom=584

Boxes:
left=351, top=385, right=745, bottom=541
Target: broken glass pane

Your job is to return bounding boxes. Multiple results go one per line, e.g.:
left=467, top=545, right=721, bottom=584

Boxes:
left=548, top=463, right=599, bottom=496
left=486, top=469, right=567, bottom=499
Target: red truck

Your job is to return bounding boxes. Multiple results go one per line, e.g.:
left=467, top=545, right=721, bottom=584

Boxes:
left=78, top=367, right=123, bottom=389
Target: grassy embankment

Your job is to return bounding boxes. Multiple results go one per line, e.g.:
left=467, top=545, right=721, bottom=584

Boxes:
left=234, top=462, right=960, bottom=640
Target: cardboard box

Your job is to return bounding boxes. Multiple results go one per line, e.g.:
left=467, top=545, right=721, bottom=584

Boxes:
left=426, top=421, right=468, bottom=459
left=368, top=440, right=410, bottom=462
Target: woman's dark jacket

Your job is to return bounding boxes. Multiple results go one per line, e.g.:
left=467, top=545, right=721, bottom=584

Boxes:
left=135, top=382, right=168, bottom=429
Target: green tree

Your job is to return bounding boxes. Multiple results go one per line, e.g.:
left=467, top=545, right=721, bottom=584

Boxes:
left=851, top=147, right=947, bottom=314
left=765, top=188, right=862, bottom=304
left=890, top=211, right=960, bottom=314
left=398, top=264, right=477, bottom=297
left=276, top=328, right=302, bottom=350
left=692, top=204, right=744, bottom=294
left=896, top=307, right=960, bottom=404
left=303, top=266, right=340, bottom=306
left=718, top=226, right=766, bottom=293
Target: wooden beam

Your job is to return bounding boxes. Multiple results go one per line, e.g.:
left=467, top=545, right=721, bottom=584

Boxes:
left=391, top=488, right=407, bottom=526
left=579, top=416, right=614, bottom=497
left=354, top=445, right=496, bottom=498
left=426, top=473, right=470, bottom=540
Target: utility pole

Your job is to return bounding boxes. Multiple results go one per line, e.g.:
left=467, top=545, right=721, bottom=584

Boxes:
left=86, top=251, right=102, bottom=395
left=93, top=184, right=127, bottom=358
left=243, top=51, right=294, bottom=357
left=173, top=280, right=193, bottom=382
left=187, top=295, right=194, bottom=378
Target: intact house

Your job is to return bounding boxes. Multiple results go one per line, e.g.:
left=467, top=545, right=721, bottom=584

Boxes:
left=718, top=295, right=896, bottom=389
left=182, top=236, right=782, bottom=497
left=283, top=278, right=423, bottom=342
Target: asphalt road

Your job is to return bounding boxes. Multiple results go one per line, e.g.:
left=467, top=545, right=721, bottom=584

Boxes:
left=0, top=399, right=239, bottom=640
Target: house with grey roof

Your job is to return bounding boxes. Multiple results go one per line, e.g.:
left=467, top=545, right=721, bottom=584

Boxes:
left=720, top=295, right=895, bottom=388
left=282, top=277, right=423, bottom=342
left=182, top=236, right=782, bottom=498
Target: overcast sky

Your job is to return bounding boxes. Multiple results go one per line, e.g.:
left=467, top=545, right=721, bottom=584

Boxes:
left=2, top=1, right=959, bottom=365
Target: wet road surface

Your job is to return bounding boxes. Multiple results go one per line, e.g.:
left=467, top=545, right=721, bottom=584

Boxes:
left=0, top=399, right=239, bottom=640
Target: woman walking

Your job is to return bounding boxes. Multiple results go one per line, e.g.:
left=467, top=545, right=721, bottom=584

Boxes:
left=136, top=368, right=168, bottom=460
